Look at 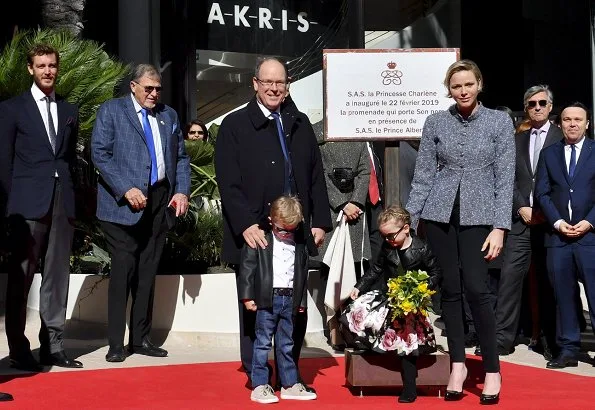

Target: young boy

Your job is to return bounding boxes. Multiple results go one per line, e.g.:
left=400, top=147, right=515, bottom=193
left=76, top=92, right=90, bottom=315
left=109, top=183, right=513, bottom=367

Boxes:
left=347, top=205, right=442, bottom=403
left=238, top=196, right=317, bottom=404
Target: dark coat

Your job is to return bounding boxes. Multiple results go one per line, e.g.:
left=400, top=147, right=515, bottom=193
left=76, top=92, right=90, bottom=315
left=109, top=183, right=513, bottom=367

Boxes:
left=237, top=231, right=309, bottom=314
left=215, top=96, right=332, bottom=265
left=355, top=233, right=442, bottom=294
left=0, top=91, right=78, bottom=220
left=511, top=125, right=563, bottom=235
left=535, top=137, right=595, bottom=247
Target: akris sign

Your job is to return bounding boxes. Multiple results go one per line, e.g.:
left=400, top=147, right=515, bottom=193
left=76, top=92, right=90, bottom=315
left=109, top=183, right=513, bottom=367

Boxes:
left=207, top=2, right=313, bottom=32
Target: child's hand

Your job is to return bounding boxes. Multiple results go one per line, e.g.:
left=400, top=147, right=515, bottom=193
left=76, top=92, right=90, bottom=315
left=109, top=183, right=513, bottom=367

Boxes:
left=350, top=288, right=360, bottom=300
left=243, top=299, right=257, bottom=311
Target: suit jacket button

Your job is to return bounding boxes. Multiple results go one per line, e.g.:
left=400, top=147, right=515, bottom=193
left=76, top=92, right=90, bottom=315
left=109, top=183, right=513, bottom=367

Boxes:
left=570, top=189, right=573, bottom=192
left=146, top=166, right=150, bottom=169
left=144, top=183, right=148, bottom=187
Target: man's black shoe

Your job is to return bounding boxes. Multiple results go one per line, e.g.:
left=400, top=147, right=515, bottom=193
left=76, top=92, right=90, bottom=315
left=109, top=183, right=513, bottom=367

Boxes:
left=105, top=345, right=127, bottom=362
left=0, top=392, right=13, bottom=402
left=40, top=350, right=83, bottom=368
left=9, top=353, right=42, bottom=372
left=546, top=356, right=578, bottom=369
left=128, top=339, right=168, bottom=357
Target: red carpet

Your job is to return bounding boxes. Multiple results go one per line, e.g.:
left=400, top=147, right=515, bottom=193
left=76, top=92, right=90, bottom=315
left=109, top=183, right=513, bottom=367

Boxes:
left=0, top=355, right=593, bottom=409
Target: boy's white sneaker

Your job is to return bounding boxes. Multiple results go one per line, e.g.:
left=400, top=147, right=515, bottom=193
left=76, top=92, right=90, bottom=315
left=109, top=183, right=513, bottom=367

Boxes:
left=280, top=382, right=317, bottom=400
left=251, top=384, right=279, bottom=404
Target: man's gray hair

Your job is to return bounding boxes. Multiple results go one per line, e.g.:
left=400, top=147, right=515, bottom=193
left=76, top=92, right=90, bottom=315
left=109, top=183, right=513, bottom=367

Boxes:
left=523, top=84, right=553, bottom=107
left=132, top=64, right=161, bottom=82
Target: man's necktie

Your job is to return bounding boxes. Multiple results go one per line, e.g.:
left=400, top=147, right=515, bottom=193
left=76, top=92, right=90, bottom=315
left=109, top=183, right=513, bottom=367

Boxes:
left=141, top=108, right=158, bottom=185
left=532, top=130, right=542, bottom=174
left=271, top=112, right=293, bottom=195
left=44, top=96, right=57, bottom=153
left=569, top=144, right=576, bottom=178
left=368, top=154, right=380, bottom=205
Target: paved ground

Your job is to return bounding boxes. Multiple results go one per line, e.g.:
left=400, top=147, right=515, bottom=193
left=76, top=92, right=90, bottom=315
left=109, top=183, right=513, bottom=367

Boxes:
left=0, top=310, right=593, bottom=379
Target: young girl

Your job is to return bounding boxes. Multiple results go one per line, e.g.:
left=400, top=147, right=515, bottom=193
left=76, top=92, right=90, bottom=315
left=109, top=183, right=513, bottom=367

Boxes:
left=342, top=205, right=441, bottom=403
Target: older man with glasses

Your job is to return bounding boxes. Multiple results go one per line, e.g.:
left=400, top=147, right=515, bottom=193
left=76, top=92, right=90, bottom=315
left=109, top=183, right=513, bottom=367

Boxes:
left=493, top=85, right=562, bottom=359
left=91, top=63, right=190, bottom=363
left=215, top=56, right=331, bottom=391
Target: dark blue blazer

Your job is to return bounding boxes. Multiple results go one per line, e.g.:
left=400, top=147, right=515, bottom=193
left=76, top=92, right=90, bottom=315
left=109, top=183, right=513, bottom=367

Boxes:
left=91, top=95, right=190, bottom=226
left=0, top=91, right=78, bottom=219
left=534, top=137, right=595, bottom=247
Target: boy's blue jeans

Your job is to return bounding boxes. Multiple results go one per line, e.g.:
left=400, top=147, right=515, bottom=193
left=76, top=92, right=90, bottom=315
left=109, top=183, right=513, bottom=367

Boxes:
left=251, top=294, right=298, bottom=388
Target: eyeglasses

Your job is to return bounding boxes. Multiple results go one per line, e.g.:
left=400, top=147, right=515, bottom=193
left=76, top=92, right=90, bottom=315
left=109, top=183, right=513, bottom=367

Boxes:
left=273, top=224, right=295, bottom=235
left=383, top=226, right=406, bottom=242
left=255, top=78, right=288, bottom=89
left=188, top=130, right=205, bottom=135
left=527, top=100, right=548, bottom=108
left=133, top=81, right=162, bottom=94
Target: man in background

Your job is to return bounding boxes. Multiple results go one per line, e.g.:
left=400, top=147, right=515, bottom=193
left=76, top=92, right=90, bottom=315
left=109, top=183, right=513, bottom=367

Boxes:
left=0, top=44, right=82, bottom=374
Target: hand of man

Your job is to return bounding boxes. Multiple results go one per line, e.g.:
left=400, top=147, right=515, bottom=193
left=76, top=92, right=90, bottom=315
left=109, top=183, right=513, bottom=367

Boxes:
left=558, top=221, right=576, bottom=236
left=343, top=203, right=362, bottom=221
left=243, top=224, right=267, bottom=249
left=311, top=227, right=325, bottom=247
left=518, top=207, right=532, bottom=224
left=349, top=288, right=360, bottom=300
left=481, top=228, right=505, bottom=261
left=569, top=220, right=593, bottom=237
left=124, top=188, right=147, bottom=210
left=168, top=193, right=189, bottom=217
left=242, top=299, right=257, bottom=311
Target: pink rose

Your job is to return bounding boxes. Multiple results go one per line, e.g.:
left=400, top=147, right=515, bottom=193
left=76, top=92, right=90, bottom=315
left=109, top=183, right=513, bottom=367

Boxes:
left=347, top=305, right=369, bottom=334
left=381, top=328, right=401, bottom=351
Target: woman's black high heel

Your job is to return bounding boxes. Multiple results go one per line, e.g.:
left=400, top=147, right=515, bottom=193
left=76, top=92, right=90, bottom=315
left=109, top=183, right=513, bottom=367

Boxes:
left=444, top=366, right=467, bottom=401
left=444, top=390, right=464, bottom=401
left=480, top=374, right=502, bottom=405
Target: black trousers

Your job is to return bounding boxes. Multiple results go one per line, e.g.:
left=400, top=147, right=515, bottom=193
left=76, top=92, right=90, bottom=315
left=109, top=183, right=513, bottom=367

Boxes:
left=6, top=179, right=74, bottom=356
left=234, top=269, right=308, bottom=382
left=496, top=225, right=556, bottom=351
left=100, top=181, right=169, bottom=348
left=400, top=355, right=418, bottom=395
left=424, top=216, right=500, bottom=373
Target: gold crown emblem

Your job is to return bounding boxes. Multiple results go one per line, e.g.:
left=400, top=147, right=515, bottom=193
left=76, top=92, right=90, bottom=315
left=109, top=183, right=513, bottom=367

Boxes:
left=387, top=61, right=397, bottom=69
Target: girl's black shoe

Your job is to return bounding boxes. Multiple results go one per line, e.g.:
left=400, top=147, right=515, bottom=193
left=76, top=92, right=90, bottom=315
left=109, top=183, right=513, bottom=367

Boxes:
left=398, top=392, right=417, bottom=403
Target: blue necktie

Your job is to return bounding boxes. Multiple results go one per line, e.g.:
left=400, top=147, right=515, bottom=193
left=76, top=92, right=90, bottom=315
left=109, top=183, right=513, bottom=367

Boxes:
left=270, top=112, right=293, bottom=194
left=141, top=108, right=158, bottom=185
left=569, top=144, right=576, bottom=178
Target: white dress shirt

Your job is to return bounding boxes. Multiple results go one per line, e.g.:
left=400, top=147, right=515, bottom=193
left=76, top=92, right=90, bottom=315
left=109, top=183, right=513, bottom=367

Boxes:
left=131, top=95, right=166, bottom=182
left=272, top=233, right=295, bottom=289
left=257, top=99, right=283, bottom=128
left=32, top=83, right=59, bottom=177
left=528, top=122, right=551, bottom=206
left=553, top=136, right=585, bottom=230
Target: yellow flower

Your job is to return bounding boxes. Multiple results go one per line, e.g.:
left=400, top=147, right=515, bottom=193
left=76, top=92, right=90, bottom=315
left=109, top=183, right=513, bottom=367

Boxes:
left=417, top=283, right=428, bottom=293
left=400, top=300, right=414, bottom=313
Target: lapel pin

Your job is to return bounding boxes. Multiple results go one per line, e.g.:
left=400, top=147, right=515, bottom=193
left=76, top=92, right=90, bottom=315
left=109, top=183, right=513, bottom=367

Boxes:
left=160, top=120, right=165, bottom=125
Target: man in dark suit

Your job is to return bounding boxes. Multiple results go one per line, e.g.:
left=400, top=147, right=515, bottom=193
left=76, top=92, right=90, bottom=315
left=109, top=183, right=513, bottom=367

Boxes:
left=495, top=85, right=562, bottom=357
left=91, top=64, right=190, bottom=362
left=535, top=101, right=595, bottom=369
left=0, top=44, right=82, bottom=373
left=215, top=57, right=331, bottom=388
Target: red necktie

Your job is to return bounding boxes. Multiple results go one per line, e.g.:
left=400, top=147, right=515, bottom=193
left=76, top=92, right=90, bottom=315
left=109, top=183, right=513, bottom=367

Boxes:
left=369, top=156, right=380, bottom=205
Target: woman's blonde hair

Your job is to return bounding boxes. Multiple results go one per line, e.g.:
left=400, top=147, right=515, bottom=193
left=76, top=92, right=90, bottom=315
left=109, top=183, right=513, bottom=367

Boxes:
left=443, top=59, right=483, bottom=98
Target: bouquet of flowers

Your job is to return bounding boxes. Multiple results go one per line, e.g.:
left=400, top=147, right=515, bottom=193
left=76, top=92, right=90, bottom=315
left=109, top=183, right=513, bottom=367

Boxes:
left=340, top=270, right=437, bottom=355
left=380, top=270, right=437, bottom=355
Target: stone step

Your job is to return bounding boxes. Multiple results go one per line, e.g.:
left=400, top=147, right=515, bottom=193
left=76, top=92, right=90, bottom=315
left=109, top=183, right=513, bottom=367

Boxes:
left=344, top=348, right=450, bottom=387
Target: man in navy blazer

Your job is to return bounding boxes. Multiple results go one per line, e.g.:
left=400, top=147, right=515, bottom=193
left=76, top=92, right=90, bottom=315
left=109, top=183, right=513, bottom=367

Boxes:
left=535, top=101, right=595, bottom=369
left=91, top=64, right=190, bottom=362
left=0, top=44, right=82, bottom=375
